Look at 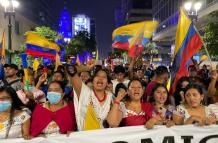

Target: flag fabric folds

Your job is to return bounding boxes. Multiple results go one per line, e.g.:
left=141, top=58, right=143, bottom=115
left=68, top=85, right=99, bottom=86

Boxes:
left=0, top=30, right=6, bottom=64
left=33, top=58, right=40, bottom=72
left=55, top=54, right=62, bottom=71
left=20, top=53, right=29, bottom=90
left=112, top=21, right=158, bottom=57
left=170, top=8, right=203, bottom=94
left=25, top=32, right=60, bottom=60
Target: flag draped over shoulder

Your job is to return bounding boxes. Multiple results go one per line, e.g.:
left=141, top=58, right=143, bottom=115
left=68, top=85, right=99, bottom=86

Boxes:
left=112, top=21, right=158, bottom=57
left=25, top=32, right=60, bottom=60
left=170, top=8, right=203, bottom=94
left=0, top=30, right=6, bottom=64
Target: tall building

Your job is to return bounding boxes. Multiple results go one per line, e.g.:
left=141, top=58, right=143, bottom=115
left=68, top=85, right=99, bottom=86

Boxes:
left=114, top=0, right=152, bottom=27
left=17, top=0, right=57, bottom=28
left=59, top=6, right=72, bottom=40
left=72, top=14, right=91, bottom=35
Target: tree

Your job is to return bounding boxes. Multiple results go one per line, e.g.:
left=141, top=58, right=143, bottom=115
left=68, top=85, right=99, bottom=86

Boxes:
left=66, top=31, right=97, bottom=56
left=30, top=26, right=62, bottom=42
left=203, top=11, right=218, bottom=59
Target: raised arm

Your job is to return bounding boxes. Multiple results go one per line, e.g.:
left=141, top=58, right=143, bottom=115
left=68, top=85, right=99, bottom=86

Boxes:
left=67, top=64, right=94, bottom=99
left=107, top=89, right=126, bottom=127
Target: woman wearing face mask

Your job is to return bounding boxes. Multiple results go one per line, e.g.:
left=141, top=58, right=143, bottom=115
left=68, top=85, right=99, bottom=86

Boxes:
left=0, top=86, right=31, bottom=139
left=30, top=81, right=77, bottom=137
left=174, top=84, right=216, bottom=126
left=68, top=64, right=113, bottom=131
left=145, top=84, right=176, bottom=129
left=107, top=79, right=153, bottom=127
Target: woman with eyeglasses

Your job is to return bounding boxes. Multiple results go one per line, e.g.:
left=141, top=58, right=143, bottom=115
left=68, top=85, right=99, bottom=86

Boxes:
left=0, top=86, right=31, bottom=139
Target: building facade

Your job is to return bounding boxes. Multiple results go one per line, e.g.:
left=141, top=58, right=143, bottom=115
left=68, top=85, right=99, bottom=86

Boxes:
left=114, top=0, right=152, bottom=27
left=72, top=14, right=91, bottom=35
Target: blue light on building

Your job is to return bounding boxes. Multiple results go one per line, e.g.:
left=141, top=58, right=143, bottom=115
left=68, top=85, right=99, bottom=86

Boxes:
left=59, top=6, right=72, bottom=39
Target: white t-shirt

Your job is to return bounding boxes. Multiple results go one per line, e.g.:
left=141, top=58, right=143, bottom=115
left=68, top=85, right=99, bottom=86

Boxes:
left=0, top=110, right=30, bottom=139
left=208, top=103, right=218, bottom=120
left=74, top=83, right=113, bottom=131
left=112, top=79, right=129, bottom=94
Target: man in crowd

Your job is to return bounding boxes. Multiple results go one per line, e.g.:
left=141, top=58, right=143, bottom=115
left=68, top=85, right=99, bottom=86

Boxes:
left=0, top=64, right=22, bottom=91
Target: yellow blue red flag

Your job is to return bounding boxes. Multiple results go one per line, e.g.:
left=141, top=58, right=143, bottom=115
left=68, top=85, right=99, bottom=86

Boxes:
left=170, top=8, right=203, bottom=94
left=25, top=32, right=60, bottom=60
left=112, top=21, right=158, bottom=57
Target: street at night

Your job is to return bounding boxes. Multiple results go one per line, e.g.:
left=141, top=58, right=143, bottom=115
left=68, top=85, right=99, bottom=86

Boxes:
left=0, top=0, right=218, bottom=142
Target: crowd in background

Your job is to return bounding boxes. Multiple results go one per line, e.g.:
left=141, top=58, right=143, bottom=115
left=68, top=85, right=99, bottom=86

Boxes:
left=0, top=59, right=218, bottom=140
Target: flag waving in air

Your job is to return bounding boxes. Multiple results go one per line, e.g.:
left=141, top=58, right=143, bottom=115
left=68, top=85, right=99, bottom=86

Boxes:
left=112, top=21, right=158, bottom=57
left=170, top=8, right=203, bottom=94
left=25, top=32, right=60, bottom=60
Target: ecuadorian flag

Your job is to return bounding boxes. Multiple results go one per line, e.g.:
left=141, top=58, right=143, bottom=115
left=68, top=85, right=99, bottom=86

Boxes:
left=112, top=21, right=158, bottom=57
left=25, top=32, right=60, bottom=60
left=170, top=8, right=203, bottom=94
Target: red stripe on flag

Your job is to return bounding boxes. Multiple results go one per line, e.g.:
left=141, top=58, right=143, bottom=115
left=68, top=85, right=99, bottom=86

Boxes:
left=26, top=49, right=56, bottom=60
left=112, top=42, right=129, bottom=50
left=128, top=45, right=144, bottom=58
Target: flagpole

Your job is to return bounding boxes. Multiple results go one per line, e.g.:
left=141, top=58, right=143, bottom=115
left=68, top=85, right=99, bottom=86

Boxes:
left=193, top=25, right=213, bottom=67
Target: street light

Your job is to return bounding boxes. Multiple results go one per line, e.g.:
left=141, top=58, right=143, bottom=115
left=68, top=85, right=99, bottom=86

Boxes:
left=64, top=38, right=71, bottom=43
left=0, top=0, right=19, bottom=64
left=183, top=1, right=202, bottom=21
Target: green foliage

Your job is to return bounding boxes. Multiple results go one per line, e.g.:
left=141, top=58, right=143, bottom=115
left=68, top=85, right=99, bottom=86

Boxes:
left=144, top=42, right=158, bottom=54
left=203, top=11, right=218, bottom=59
left=66, top=31, right=96, bottom=56
left=26, top=26, right=62, bottom=42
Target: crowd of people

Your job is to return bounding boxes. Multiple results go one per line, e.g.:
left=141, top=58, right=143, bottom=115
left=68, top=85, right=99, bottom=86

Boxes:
left=0, top=59, right=218, bottom=140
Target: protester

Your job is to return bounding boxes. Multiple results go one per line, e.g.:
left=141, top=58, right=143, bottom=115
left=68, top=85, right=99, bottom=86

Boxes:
left=145, top=66, right=169, bottom=101
left=112, top=65, right=130, bottom=93
left=68, top=64, right=113, bottom=130
left=145, top=84, right=175, bottom=129
left=0, top=86, right=31, bottom=139
left=0, top=64, right=22, bottom=91
left=173, top=76, right=191, bottom=106
left=107, top=79, right=153, bottom=127
left=30, top=81, right=76, bottom=137
left=174, top=84, right=216, bottom=125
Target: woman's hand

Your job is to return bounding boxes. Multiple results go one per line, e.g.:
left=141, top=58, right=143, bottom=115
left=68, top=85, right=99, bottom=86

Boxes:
left=145, top=118, right=159, bottom=129
left=38, top=74, right=47, bottom=84
left=188, top=116, right=204, bottom=126
left=165, top=119, right=175, bottom=128
left=115, top=89, right=127, bottom=102
left=206, top=116, right=216, bottom=125
left=23, top=135, right=32, bottom=140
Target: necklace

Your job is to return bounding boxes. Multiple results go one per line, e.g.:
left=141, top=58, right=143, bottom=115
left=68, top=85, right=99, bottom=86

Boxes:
left=93, top=90, right=107, bottom=102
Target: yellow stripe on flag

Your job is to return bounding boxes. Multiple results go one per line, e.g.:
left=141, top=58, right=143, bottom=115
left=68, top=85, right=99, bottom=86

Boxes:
left=26, top=32, right=60, bottom=52
left=174, top=8, right=191, bottom=56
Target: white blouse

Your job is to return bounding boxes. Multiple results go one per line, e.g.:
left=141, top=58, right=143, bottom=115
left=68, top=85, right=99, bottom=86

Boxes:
left=0, top=110, right=30, bottom=139
left=74, top=83, right=113, bottom=130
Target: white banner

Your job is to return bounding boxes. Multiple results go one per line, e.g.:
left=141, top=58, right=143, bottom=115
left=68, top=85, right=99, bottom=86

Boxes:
left=1, top=125, right=218, bottom=143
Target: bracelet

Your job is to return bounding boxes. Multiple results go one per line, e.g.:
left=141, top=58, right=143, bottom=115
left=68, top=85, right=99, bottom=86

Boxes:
left=113, top=99, right=120, bottom=105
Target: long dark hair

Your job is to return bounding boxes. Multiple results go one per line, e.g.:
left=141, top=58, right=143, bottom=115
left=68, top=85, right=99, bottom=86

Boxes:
left=149, top=83, right=169, bottom=105
left=0, top=86, right=24, bottom=138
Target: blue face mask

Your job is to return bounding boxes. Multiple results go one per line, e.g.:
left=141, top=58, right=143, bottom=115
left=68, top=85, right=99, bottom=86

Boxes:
left=47, top=92, right=62, bottom=104
left=0, top=101, right=12, bottom=112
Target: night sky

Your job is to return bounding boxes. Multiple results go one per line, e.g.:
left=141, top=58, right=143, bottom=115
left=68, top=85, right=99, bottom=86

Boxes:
left=52, top=0, right=120, bottom=58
